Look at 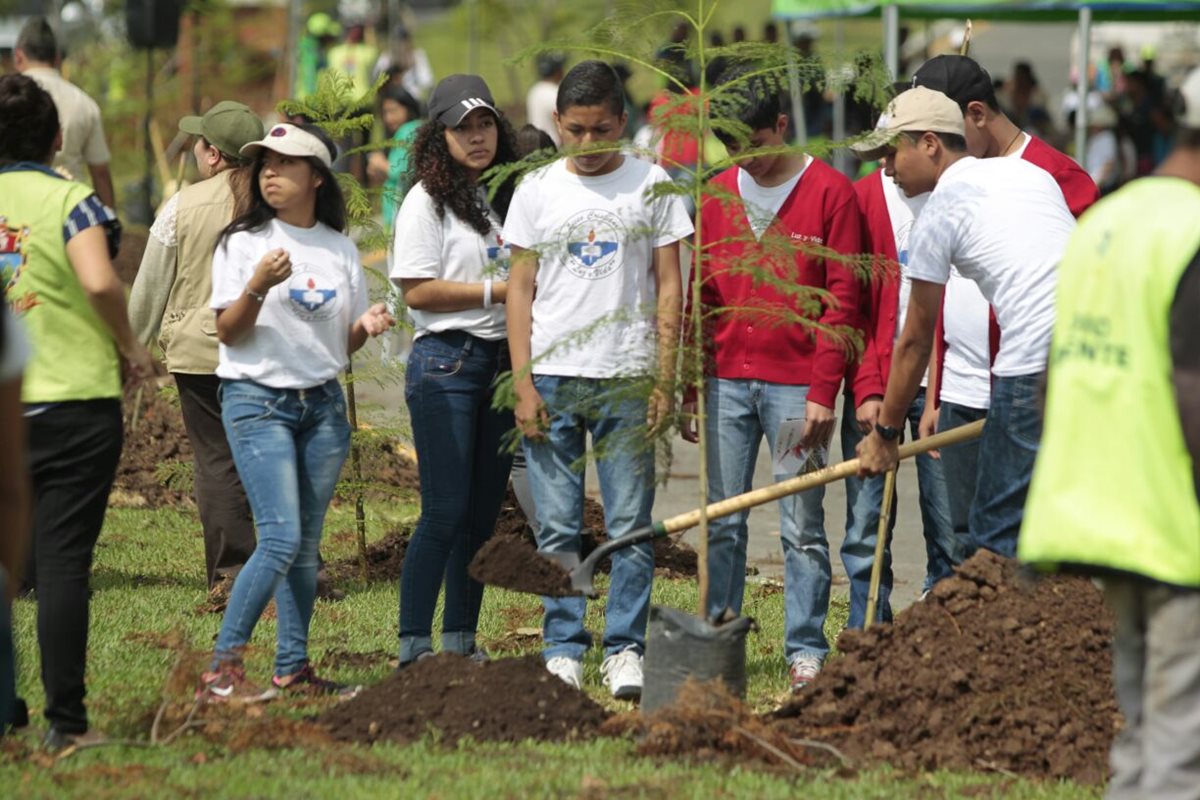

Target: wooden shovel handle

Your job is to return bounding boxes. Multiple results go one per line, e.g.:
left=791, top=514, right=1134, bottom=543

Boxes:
left=660, top=418, right=985, bottom=536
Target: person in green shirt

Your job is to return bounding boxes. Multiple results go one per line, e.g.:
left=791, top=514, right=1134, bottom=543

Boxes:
left=0, top=74, right=153, bottom=752
left=1019, top=68, right=1200, bottom=797
left=367, top=82, right=423, bottom=228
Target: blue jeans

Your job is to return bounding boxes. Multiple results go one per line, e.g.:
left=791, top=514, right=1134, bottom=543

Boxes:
left=840, top=392, right=959, bottom=629
left=214, top=378, right=351, bottom=676
left=400, top=332, right=513, bottom=663
left=969, top=373, right=1044, bottom=558
left=937, top=400, right=989, bottom=560
left=524, top=375, right=655, bottom=661
left=703, top=379, right=829, bottom=661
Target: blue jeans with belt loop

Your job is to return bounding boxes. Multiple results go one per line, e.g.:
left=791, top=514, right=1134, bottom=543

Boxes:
left=523, top=375, right=656, bottom=661
left=213, top=378, right=351, bottom=676
left=400, top=331, right=513, bottom=663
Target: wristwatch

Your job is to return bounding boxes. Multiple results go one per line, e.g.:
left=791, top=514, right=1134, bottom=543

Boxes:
left=874, top=423, right=901, bottom=441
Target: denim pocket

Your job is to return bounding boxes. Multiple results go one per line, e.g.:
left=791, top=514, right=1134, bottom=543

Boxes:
left=1006, top=377, right=1044, bottom=451
left=224, top=394, right=279, bottom=430
left=423, top=354, right=464, bottom=380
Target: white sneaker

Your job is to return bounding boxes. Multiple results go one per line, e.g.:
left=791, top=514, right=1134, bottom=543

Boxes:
left=788, top=654, right=823, bottom=693
left=601, top=648, right=643, bottom=700
left=546, top=656, right=583, bottom=689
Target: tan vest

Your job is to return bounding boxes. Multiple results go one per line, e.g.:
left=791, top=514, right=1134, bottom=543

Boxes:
left=160, top=171, right=240, bottom=373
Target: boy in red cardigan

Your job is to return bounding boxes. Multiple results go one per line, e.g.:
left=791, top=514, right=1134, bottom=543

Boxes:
left=841, top=157, right=958, bottom=629
left=681, top=74, right=864, bottom=692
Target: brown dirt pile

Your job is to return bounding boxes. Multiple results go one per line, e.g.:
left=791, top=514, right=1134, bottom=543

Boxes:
left=612, top=678, right=829, bottom=770
left=327, top=527, right=410, bottom=583
left=318, top=653, right=608, bottom=745
left=772, top=550, right=1118, bottom=784
left=111, top=384, right=417, bottom=509
left=468, top=535, right=576, bottom=597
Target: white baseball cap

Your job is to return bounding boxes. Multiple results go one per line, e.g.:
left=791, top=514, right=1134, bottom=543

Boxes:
left=1181, top=67, right=1200, bottom=130
left=240, top=123, right=335, bottom=168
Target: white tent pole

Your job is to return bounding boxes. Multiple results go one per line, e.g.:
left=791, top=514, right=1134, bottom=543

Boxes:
left=884, top=4, right=901, bottom=80
left=1075, top=6, right=1092, bottom=165
left=789, top=51, right=807, bottom=146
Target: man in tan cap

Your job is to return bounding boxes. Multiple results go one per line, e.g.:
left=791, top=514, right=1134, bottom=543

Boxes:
left=129, top=101, right=264, bottom=595
left=853, top=86, right=1076, bottom=561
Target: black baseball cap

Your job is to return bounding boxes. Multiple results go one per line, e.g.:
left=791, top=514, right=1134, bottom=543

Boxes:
left=428, top=74, right=498, bottom=127
left=911, top=55, right=997, bottom=112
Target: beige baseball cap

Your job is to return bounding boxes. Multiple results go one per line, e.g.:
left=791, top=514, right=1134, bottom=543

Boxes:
left=851, top=86, right=966, bottom=160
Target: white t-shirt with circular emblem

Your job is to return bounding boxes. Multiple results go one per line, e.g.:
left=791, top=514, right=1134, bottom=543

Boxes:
left=210, top=218, right=369, bottom=389
left=502, top=157, right=693, bottom=378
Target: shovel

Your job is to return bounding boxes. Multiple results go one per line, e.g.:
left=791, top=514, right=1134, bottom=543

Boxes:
left=568, top=419, right=985, bottom=597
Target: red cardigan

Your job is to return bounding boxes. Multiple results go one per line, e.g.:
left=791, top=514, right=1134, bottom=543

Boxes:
left=852, top=138, right=1099, bottom=404
left=687, top=160, right=865, bottom=408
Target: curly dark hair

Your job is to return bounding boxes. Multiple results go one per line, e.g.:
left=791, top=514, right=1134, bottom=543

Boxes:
left=408, top=112, right=519, bottom=236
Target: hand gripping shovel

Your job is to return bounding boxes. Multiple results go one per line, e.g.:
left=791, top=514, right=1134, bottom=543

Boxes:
left=569, top=419, right=984, bottom=597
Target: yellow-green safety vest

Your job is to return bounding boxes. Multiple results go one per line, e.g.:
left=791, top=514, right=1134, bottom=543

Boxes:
left=1019, top=177, right=1200, bottom=586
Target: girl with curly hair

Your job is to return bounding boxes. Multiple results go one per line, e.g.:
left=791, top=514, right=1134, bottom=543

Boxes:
left=390, top=75, right=519, bottom=666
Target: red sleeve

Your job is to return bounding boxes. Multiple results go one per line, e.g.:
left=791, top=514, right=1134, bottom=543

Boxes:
left=1057, top=166, right=1101, bottom=219
left=848, top=206, right=885, bottom=401
left=809, top=190, right=865, bottom=408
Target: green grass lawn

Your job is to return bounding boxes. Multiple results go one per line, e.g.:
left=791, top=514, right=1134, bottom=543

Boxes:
left=2, top=502, right=1100, bottom=798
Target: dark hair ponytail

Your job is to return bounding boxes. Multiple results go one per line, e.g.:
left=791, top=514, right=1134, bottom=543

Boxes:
left=217, top=124, right=346, bottom=250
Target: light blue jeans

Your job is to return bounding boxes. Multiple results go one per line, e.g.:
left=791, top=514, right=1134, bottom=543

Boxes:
left=703, top=379, right=830, bottom=661
left=840, top=392, right=960, bottom=628
left=214, top=378, right=351, bottom=677
left=523, top=375, right=656, bottom=661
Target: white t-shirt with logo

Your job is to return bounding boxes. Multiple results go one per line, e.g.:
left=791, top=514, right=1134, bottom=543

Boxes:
left=737, top=158, right=808, bottom=240
left=502, top=157, right=693, bottom=378
left=390, top=182, right=509, bottom=341
left=211, top=218, right=369, bottom=389
left=906, top=156, right=1074, bottom=379
left=881, top=177, right=930, bottom=388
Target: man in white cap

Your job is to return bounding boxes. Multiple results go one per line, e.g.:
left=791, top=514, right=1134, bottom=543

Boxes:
left=1020, top=68, right=1200, bottom=799
left=854, top=86, right=1076, bottom=561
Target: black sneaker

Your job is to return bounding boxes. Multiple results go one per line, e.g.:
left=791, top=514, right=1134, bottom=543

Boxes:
left=43, top=728, right=107, bottom=753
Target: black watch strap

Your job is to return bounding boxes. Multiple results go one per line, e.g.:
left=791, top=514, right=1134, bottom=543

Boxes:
left=875, top=422, right=901, bottom=441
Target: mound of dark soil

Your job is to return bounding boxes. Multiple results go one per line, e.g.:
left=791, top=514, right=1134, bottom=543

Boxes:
left=327, top=527, right=410, bottom=583
left=468, top=535, right=576, bottom=597
left=112, top=383, right=194, bottom=508
left=318, top=653, right=608, bottom=745
left=772, top=550, right=1118, bottom=785
left=111, top=384, right=418, bottom=509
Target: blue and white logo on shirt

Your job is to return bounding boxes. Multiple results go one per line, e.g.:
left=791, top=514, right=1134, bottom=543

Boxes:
left=485, top=233, right=511, bottom=279
left=285, top=264, right=342, bottom=322
left=562, top=209, right=625, bottom=280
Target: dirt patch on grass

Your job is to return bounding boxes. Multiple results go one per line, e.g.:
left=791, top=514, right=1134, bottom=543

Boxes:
left=327, top=526, right=410, bottom=583
left=468, top=535, right=576, bottom=597
left=772, top=550, right=1117, bottom=785
left=318, top=653, right=608, bottom=745
left=111, top=384, right=418, bottom=510
left=612, top=678, right=829, bottom=771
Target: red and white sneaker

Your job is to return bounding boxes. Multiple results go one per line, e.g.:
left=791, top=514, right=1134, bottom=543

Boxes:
left=788, top=654, right=822, bottom=693
left=197, top=661, right=272, bottom=704
left=270, top=664, right=361, bottom=699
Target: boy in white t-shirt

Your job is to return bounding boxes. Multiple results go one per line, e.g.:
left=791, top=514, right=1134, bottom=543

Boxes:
left=855, top=87, right=1075, bottom=560
left=504, top=61, right=693, bottom=699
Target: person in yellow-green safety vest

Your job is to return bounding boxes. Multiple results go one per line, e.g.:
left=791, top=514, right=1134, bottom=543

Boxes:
left=1019, top=67, right=1200, bottom=800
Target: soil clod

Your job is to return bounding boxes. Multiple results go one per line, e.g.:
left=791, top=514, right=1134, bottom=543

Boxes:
left=468, top=536, right=576, bottom=597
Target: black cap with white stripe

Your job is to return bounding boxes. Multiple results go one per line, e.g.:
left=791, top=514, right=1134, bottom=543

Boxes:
left=428, top=74, right=500, bottom=128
